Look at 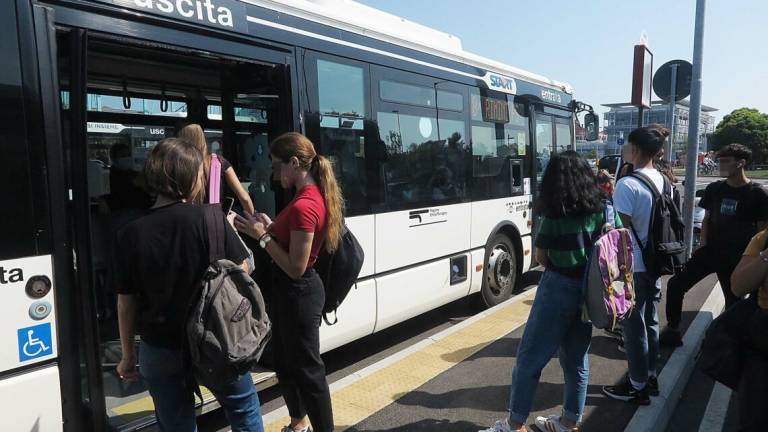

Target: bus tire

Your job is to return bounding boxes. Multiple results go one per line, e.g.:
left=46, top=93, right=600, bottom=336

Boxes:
left=480, top=233, right=517, bottom=308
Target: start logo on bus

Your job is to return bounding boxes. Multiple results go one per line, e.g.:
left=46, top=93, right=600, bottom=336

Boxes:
left=482, top=72, right=517, bottom=95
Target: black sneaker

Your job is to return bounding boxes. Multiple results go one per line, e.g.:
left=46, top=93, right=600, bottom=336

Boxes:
left=617, top=335, right=625, bottom=353
left=602, top=377, right=651, bottom=405
left=648, top=376, right=660, bottom=396
left=659, top=327, right=683, bottom=348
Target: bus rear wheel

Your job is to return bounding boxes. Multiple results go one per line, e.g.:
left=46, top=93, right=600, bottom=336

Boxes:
left=480, top=233, right=517, bottom=308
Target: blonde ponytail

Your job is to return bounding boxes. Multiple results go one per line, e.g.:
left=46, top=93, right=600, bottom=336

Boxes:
left=178, top=123, right=210, bottom=203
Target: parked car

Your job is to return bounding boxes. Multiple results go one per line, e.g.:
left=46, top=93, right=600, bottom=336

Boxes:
left=598, top=154, right=622, bottom=174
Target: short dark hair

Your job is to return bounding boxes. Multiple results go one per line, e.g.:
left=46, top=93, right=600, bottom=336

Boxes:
left=142, top=137, right=202, bottom=200
left=536, top=150, right=604, bottom=218
left=628, top=125, right=670, bottom=158
left=717, top=143, right=752, bottom=164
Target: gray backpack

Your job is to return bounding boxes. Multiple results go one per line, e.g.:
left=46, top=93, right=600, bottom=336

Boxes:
left=186, top=205, right=272, bottom=383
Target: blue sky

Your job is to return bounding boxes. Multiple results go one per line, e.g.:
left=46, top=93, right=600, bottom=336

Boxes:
left=357, top=0, right=768, bottom=125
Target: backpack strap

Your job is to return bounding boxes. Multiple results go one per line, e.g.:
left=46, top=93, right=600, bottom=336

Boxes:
left=603, top=200, right=616, bottom=233
left=203, top=204, right=226, bottom=262
left=626, top=172, right=660, bottom=253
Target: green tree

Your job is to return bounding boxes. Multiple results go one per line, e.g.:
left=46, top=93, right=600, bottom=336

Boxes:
left=712, top=108, right=768, bottom=164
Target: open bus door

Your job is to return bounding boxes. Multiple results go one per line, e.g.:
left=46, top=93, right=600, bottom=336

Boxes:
left=52, top=13, right=296, bottom=430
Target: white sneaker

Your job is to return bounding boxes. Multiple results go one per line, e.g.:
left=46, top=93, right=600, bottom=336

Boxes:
left=281, top=426, right=310, bottom=432
left=479, top=419, right=526, bottom=432
left=534, top=415, right=576, bottom=432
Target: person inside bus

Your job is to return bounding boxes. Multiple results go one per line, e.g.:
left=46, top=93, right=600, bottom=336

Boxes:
left=107, top=143, right=153, bottom=214
left=234, top=132, right=342, bottom=432
left=481, top=151, right=618, bottom=432
left=430, top=165, right=458, bottom=201
left=179, top=123, right=256, bottom=215
left=115, top=137, right=264, bottom=432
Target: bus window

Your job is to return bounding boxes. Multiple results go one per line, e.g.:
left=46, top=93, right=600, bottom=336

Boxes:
left=535, top=115, right=555, bottom=183
left=305, top=56, right=370, bottom=215
left=555, top=120, right=573, bottom=153
left=469, top=89, right=529, bottom=200
left=376, top=111, right=467, bottom=209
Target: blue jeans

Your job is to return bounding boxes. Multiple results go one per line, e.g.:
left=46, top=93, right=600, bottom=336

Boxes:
left=509, top=270, right=592, bottom=425
left=139, top=341, right=264, bottom=432
left=620, top=272, right=661, bottom=384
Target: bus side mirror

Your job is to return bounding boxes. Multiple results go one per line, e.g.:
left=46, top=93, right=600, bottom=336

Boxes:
left=584, top=113, right=599, bottom=141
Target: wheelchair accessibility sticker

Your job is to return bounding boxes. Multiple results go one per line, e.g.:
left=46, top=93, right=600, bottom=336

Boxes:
left=17, top=323, right=53, bottom=362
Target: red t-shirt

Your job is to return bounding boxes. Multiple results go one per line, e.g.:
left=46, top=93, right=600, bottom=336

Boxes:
left=270, top=184, right=327, bottom=268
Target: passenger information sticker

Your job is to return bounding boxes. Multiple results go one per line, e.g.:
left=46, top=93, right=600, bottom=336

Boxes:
left=0, top=255, right=57, bottom=372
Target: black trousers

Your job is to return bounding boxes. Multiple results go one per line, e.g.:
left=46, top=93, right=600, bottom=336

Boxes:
left=666, top=246, right=741, bottom=329
left=737, top=309, right=768, bottom=432
left=272, top=268, right=334, bottom=432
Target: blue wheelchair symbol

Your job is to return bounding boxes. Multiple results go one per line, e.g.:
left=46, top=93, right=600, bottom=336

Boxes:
left=18, top=322, right=53, bottom=362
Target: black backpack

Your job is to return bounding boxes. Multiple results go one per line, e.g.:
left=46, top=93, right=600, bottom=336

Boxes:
left=186, top=205, right=272, bottom=384
left=315, top=224, right=364, bottom=325
left=628, top=172, right=686, bottom=276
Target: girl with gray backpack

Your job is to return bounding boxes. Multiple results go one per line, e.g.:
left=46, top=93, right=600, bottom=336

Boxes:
left=481, top=151, right=622, bottom=432
left=115, top=138, right=264, bottom=432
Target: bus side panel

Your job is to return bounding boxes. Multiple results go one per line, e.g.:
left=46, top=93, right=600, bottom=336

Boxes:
left=375, top=202, right=472, bottom=273
left=0, top=365, right=63, bottom=432
left=374, top=256, right=470, bottom=332
left=470, top=197, right=532, bottom=250
left=319, top=279, right=376, bottom=353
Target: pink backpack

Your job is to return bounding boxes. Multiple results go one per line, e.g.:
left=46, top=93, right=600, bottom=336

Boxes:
left=583, top=205, right=635, bottom=330
left=208, top=153, right=221, bottom=204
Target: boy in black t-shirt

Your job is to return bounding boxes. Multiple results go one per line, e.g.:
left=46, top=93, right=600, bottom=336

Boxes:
left=660, top=144, right=768, bottom=347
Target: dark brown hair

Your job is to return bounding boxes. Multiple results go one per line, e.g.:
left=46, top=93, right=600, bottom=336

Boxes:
left=628, top=124, right=670, bottom=158
left=142, top=137, right=203, bottom=200
left=717, top=143, right=752, bottom=164
left=270, top=132, right=344, bottom=252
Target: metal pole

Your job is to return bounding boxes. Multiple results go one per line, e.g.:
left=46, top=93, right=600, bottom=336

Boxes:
left=667, top=63, right=678, bottom=162
left=683, top=0, right=706, bottom=257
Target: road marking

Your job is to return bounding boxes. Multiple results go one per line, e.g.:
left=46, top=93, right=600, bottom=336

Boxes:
left=261, top=288, right=537, bottom=431
left=697, top=382, right=732, bottom=432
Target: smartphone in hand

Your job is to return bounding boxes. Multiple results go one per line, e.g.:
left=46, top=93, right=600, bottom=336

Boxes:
left=221, top=197, right=235, bottom=215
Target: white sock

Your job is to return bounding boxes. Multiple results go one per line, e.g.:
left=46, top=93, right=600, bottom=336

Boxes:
left=630, top=377, right=646, bottom=391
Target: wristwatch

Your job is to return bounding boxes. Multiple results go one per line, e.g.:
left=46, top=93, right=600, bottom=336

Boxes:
left=259, top=232, right=273, bottom=249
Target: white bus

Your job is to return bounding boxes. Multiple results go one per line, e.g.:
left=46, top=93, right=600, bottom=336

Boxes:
left=0, top=0, right=598, bottom=430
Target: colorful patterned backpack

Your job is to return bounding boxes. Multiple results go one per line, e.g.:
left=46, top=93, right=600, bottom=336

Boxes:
left=583, top=204, right=635, bottom=330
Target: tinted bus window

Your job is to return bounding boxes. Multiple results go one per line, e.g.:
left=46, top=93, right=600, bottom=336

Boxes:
left=377, top=110, right=467, bottom=209
left=0, top=11, right=49, bottom=259
left=304, top=56, right=370, bottom=216
left=469, top=88, right=529, bottom=200
left=380, top=80, right=463, bottom=111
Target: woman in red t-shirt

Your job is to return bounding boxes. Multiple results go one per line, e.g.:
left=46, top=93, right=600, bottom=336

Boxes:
left=235, top=132, right=343, bottom=432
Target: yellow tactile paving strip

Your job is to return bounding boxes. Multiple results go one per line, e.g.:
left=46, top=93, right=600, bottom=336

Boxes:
left=109, top=371, right=277, bottom=424
left=265, top=290, right=536, bottom=432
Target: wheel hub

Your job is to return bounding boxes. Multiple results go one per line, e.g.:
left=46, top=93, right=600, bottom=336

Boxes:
left=487, top=246, right=513, bottom=295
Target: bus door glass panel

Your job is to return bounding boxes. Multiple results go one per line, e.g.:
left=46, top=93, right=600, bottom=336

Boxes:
left=373, top=74, right=469, bottom=211
left=469, top=88, right=529, bottom=200
left=555, top=118, right=574, bottom=153
left=304, top=55, right=371, bottom=216
left=534, top=114, right=555, bottom=185
left=209, top=98, right=277, bottom=217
